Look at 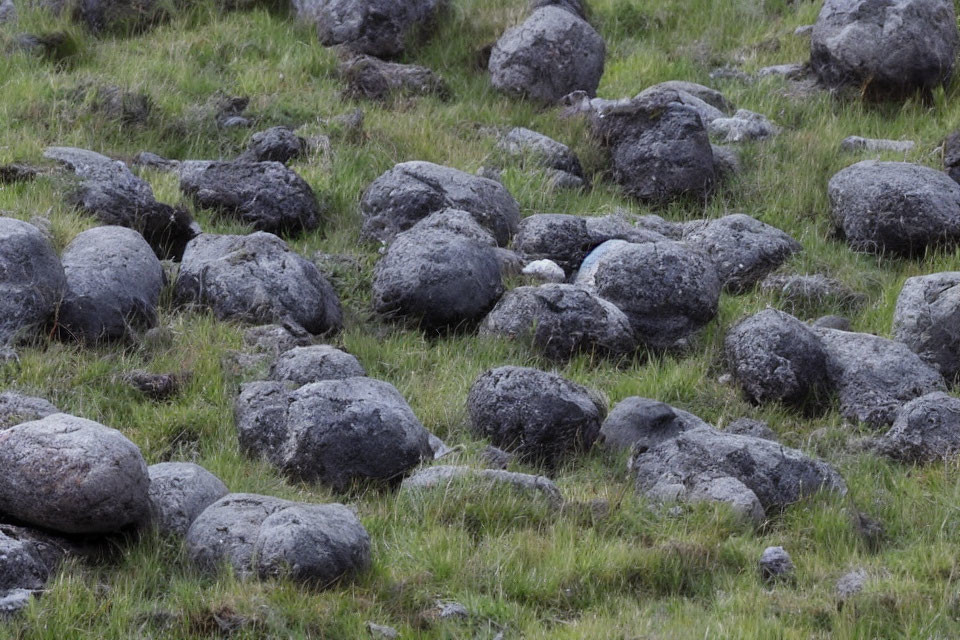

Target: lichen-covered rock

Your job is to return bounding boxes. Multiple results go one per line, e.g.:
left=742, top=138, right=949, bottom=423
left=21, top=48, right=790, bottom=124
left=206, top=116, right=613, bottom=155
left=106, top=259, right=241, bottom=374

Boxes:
left=683, top=214, right=801, bottom=293
left=815, top=327, right=946, bottom=427
left=179, top=161, right=322, bottom=236
left=810, top=0, right=958, bottom=98
left=708, top=110, right=780, bottom=143
left=372, top=228, right=503, bottom=330
left=186, top=493, right=370, bottom=585
left=828, top=161, right=960, bottom=256
left=760, top=273, right=866, bottom=312
left=0, top=414, right=150, bottom=534
left=44, top=147, right=197, bottom=260
left=892, top=272, right=960, bottom=379
left=401, top=465, right=563, bottom=507
left=489, top=7, right=605, bottom=104
left=175, top=232, right=342, bottom=335
left=360, top=161, right=519, bottom=246
left=480, top=284, right=635, bottom=361
left=0, top=218, right=66, bottom=345
left=467, top=366, right=605, bottom=467
left=576, top=240, right=721, bottom=350
left=338, top=54, right=449, bottom=101
left=147, top=462, right=229, bottom=536
left=725, top=309, right=829, bottom=407
left=57, top=226, right=164, bottom=343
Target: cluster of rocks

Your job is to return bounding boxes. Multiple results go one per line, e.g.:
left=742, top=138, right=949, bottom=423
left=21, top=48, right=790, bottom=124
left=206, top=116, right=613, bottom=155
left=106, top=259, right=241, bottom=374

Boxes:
left=725, top=308, right=948, bottom=429
left=0, top=398, right=372, bottom=613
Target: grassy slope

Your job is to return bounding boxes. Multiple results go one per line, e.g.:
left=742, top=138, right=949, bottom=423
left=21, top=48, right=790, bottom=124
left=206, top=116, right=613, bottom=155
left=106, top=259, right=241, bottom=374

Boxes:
left=3, top=0, right=960, bottom=637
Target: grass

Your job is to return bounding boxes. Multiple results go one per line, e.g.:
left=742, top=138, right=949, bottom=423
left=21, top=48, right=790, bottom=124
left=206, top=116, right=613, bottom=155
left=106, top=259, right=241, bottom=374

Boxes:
left=3, top=0, right=960, bottom=637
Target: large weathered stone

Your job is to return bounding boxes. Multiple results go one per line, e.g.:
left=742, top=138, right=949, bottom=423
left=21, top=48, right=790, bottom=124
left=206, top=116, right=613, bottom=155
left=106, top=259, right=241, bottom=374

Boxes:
left=828, top=161, right=960, bottom=256
left=489, top=7, right=605, bottom=104
left=147, top=462, right=229, bottom=537
left=175, top=232, right=342, bottom=335
left=480, top=283, right=635, bottom=361
left=810, top=0, right=958, bottom=98
left=360, top=161, right=519, bottom=246
left=815, top=327, right=946, bottom=427
left=235, top=377, right=433, bottom=488
left=576, top=240, right=721, bottom=349
left=186, top=493, right=370, bottom=585
left=467, top=366, right=605, bottom=467
left=57, top=226, right=164, bottom=343
left=372, top=228, right=503, bottom=330
left=179, top=161, right=322, bottom=236
left=44, top=147, right=197, bottom=260
left=631, top=426, right=846, bottom=522
left=0, top=218, right=65, bottom=345
left=725, top=309, right=829, bottom=407
left=892, top=272, right=960, bottom=380
left=683, top=214, right=801, bottom=293
left=876, top=392, right=960, bottom=463
left=0, top=414, right=150, bottom=534
left=296, top=0, right=445, bottom=58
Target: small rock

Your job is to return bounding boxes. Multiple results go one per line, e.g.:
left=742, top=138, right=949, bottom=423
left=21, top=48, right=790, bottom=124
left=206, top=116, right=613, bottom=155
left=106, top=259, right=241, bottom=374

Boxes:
left=238, top=127, right=306, bottom=164
left=712, top=145, right=742, bottom=177
left=840, top=136, right=916, bottom=153
left=243, top=324, right=313, bottom=355
left=133, top=151, right=180, bottom=172
left=300, top=0, right=444, bottom=58
left=269, top=345, right=366, bottom=387
left=338, top=54, right=449, bottom=101
left=876, top=392, right=960, bottom=463
left=725, top=418, right=777, bottom=441
left=0, top=392, right=58, bottom=430
left=836, top=568, right=868, bottom=600
left=367, top=622, right=399, bottom=639
left=600, top=397, right=709, bottom=452
left=812, top=315, right=851, bottom=331
left=0, top=590, right=33, bottom=618
left=521, top=259, right=565, bottom=283
left=147, top=462, right=229, bottom=536
left=760, top=546, right=794, bottom=583
left=0, top=164, right=38, bottom=184
left=757, top=63, right=807, bottom=79
left=401, top=465, right=563, bottom=507
left=893, top=272, right=960, bottom=379
left=124, top=371, right=183, bottom=401
left=498, top=127, right=582, bottom=177
left=761, top=273, right=865, bottom=312
left=481, top=445, right=514, bottom=469
left=708, top=110, right=780, bottom=143
left=794, top=25, right=813, bottom=37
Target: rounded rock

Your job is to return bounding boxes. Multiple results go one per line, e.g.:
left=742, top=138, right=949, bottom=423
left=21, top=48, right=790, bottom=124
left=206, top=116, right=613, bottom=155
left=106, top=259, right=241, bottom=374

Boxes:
left=269, top=345, right=366, bottom=387
left=147, top=462, right=229, bottom=536
left=0, top=217, right=66, bottom=345
left=0, top=414, right=150, bottom=534
left=893, top=272, right=960, bottom=379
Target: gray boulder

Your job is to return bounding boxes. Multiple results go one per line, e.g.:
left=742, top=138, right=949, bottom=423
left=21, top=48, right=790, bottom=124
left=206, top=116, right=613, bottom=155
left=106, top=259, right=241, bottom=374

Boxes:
left=600, top=397, right=710, bottom=452
left=372, top=228, right=503, bottom=330
left=725, top=309, right=829, bottom=407
left=636, top=84, right=726, bottom=125
left=57, top=226, right=164, bottom=343
left=587, top=90, right=716, bottom=204
left=235, top=377, right=433, bottom=488
left=239, top=127, right=306, bottom=164
left=44, top=147, right=197, bottom=260
left=576, top=240, right=721, bottom=350
left=269, top=345, right=366, bottom=386
left=147, top=462, right=229, bottom=536
left=631, top=426, right=846, bottom=522
left=179, top=161, right=322, bottom=236
left=297, top=0, right=444, bottom=59
left=0, top=218, right=65, bottom=345
left=651, top=81, right=733, bottom=112
left=186, top=493, right=370, bottom=585
left=815, top=327, right=946, bottom=427
left=892, top=272, right=960, bottom=379
left=810, top=0, right=958, bottom=98
left=498, top=128, right=582, bottom=177
left=828, top=161, right=960, bottom=256
left=402, top=465, right=563, bottom=507
left=586, top=212, right=682, bottom=242
left=489, top=7, right=605, bottom=104
left=0, top=0, right=15, bottom=23
left=0, top=414, right=150, bottom=534
left=467, top=366, right=606, bottom=467
left=481, top=284, right=635, bottom=361
left=360, top=161, right=519, bottom=246
left=243, top=323, right=313, bottom=355
left=683, top=214, right=801, bottom=293
left=708, top=110, right=780, bottom=143
left=711, top=145, right=742, bottom=178
left=338, top=54, right=449, bottom=101
left=0, top=392, right=58, bottom=430
left=175, top=232, right=342, bottom=335
left=875, top=392, right=960, bottom=463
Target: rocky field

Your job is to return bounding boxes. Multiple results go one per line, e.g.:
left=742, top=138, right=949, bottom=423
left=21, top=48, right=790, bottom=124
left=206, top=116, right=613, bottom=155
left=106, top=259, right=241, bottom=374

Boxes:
left=2, top=0, right=960, bottom=638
